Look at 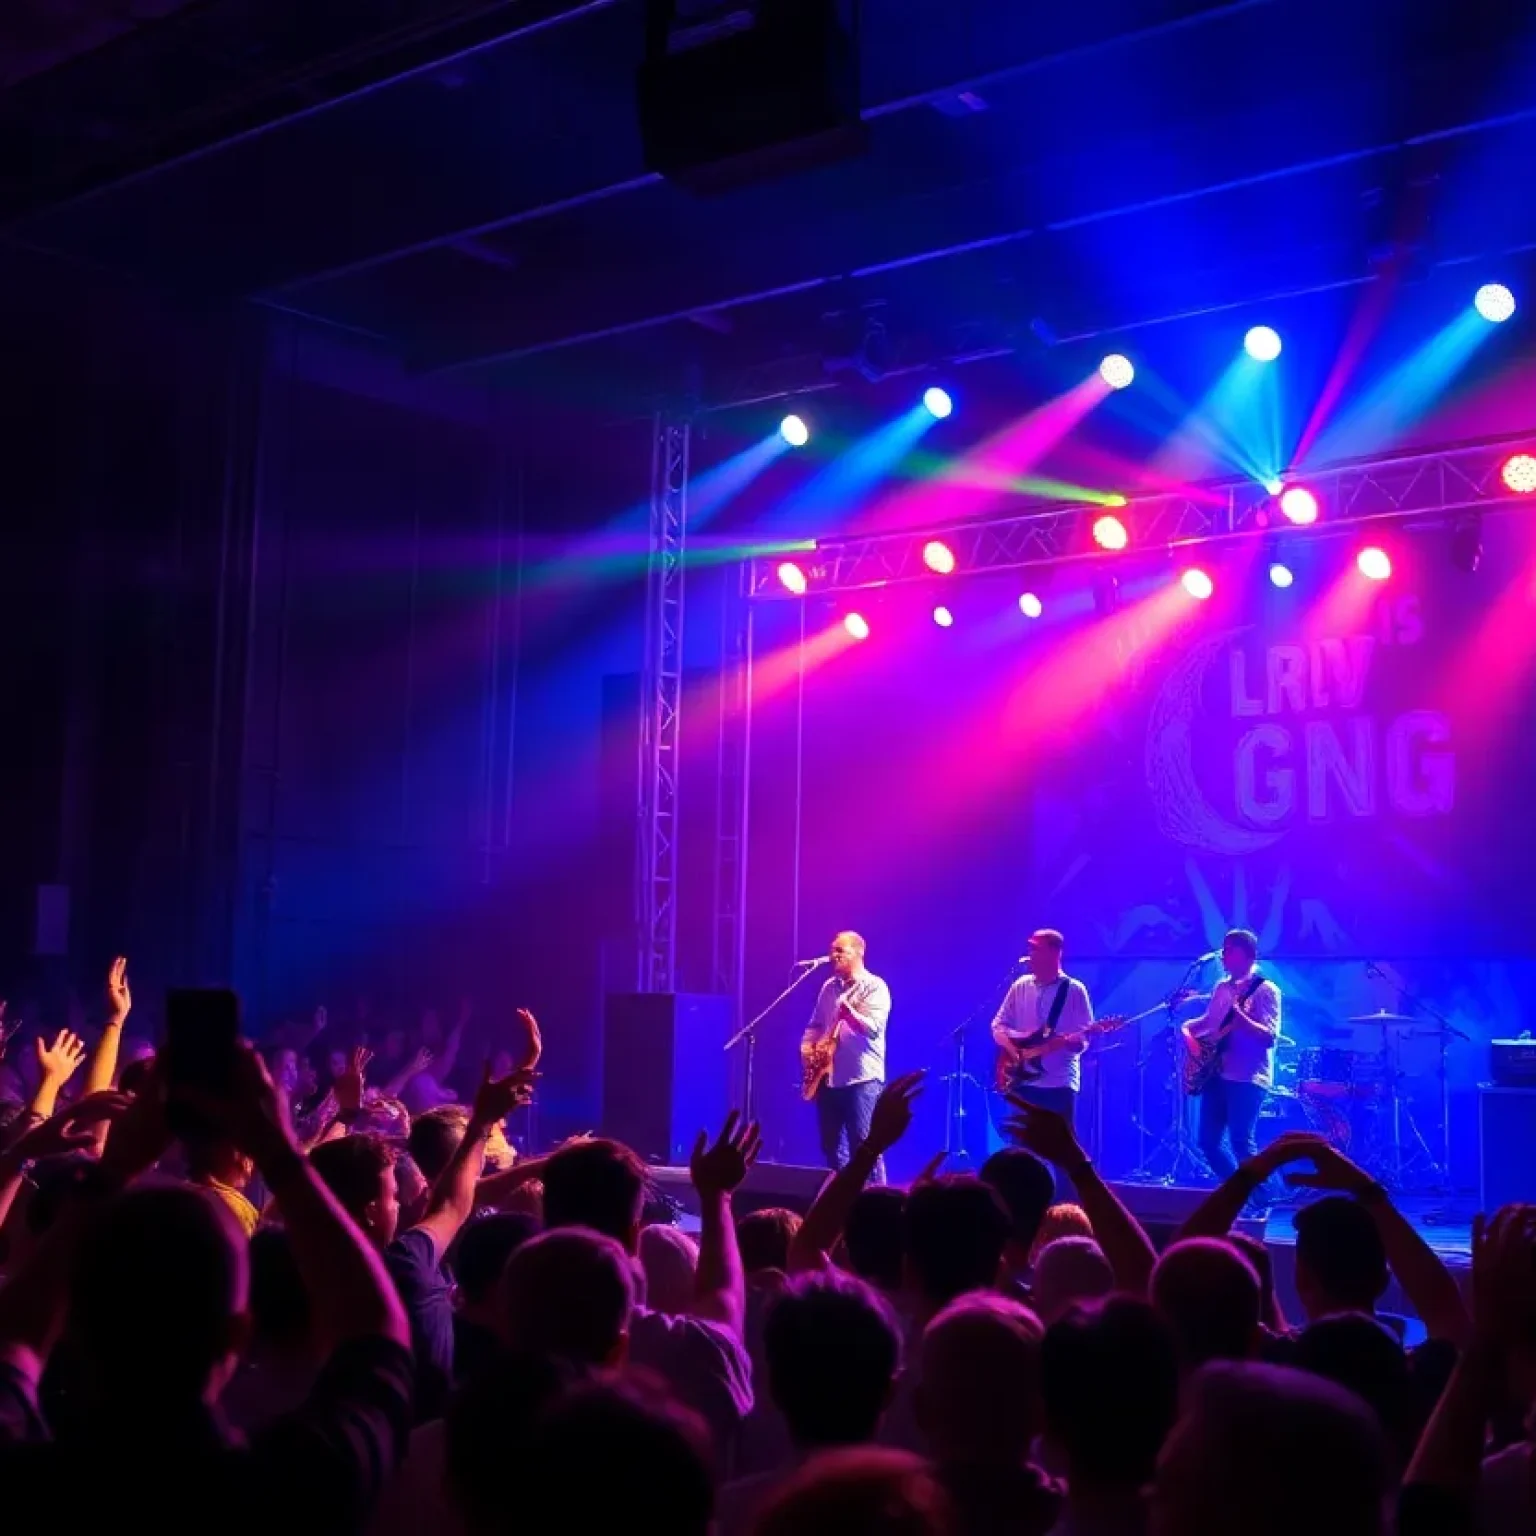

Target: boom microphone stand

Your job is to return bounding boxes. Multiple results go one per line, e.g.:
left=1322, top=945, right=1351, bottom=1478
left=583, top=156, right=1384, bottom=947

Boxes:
left=724, top=959, right=827, bottom=1126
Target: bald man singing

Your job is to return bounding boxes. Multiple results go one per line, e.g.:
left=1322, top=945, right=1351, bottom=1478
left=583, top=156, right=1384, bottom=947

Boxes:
left=803, top=931, right=893, bottom=1183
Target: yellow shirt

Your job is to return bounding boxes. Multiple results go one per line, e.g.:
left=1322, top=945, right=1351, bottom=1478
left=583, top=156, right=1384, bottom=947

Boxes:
left=206, top=1179, right=260, bottom=1238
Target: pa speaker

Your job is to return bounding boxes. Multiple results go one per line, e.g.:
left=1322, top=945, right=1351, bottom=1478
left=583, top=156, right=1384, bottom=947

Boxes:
left=603, top=992, right=733, bottom=1163
left=1479, top=1087, right=1536, bottom=1211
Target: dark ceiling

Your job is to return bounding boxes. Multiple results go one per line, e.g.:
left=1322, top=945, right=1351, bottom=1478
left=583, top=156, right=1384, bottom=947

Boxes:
left=4, top=0, right=1534, bottom=414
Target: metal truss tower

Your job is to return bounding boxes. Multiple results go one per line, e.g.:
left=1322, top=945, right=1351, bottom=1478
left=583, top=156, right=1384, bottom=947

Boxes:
left=636, top=416, right=689, bottom=992
left=711, top=564, right=752, bottom=1027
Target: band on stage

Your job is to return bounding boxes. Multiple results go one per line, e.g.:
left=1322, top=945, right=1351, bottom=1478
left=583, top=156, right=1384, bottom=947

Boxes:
left=797, top=924, right=1288, bottom=1198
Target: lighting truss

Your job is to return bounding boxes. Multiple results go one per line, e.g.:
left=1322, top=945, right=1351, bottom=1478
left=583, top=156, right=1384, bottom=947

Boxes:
left=636, top=416, right=689, bottom=992
left=747, top=436, right=1536, bottom=598
left=710, top=566, right=751, bottom=1027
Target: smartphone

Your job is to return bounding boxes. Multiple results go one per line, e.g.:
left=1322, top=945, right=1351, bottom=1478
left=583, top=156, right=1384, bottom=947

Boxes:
left=163, top=988, right=240, bottom=1135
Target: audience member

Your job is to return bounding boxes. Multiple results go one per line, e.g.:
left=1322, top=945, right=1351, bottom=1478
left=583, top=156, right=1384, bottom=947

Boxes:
left=843, top=1184, right=907, bottom=1297
left=499, top=1225, right=635, bottom=1365
left=1150, top=1237, right=1261, bottom=1369
left=915, top=1292, right=1061, bottom=1535
left=748, top=1447, right=955, bottom=1536
left=221, top=1226, right=319, bottom=1431
left=1150, top=1361, right=1392, bottom=1536
left=737, top=1206, right=801, bottom=1275
left=978, top=1146, right=1056, bottom=1278
left=447, top=1210, right=539, bottom=1380
left=1030, top=1235, right=1114, bottom=1323
left=903, top=1176, right=1011, bottom=1323
left=1042, top=1297, right=1180, bottom=1536
left=1028, top=1201, right=1094, bottom=1264
left=640, top=1221, right=700, bottom=1315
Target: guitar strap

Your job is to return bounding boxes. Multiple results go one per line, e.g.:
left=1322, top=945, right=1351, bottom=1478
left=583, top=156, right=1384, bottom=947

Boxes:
left=1215, top=974, right=1266, bottom=1056
left=1022, top=976, right=1073, bottom=1044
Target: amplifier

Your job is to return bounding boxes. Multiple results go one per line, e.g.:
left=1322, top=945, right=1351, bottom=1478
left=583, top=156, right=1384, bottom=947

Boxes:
left=1479, top=1087, right=1536, bottom=1210
left=1490, top=1038, right=1536, bottom=1088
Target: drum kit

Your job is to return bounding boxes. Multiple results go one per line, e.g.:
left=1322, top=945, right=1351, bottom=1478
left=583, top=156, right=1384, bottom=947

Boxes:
left=1134, top=1007, right=1453, bottom=1194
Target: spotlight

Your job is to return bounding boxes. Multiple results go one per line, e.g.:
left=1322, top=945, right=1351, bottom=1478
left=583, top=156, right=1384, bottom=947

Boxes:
left=922, top=387, right=954, bottom=420
left=1018, top=592, right=1043, bottom=619
left=1268, top=562, right=1294, bottom=589
left=932, top=605, right=954, bottom=628
left=1099, top=354, right=1135, bottom=390
left=922, top=539, right=957, bottom=574
left=1263, top=477, right=1284, bottom=496
left=780, top=414, right=809, bottom=447
left=843, top=612, right=870, bottom=640
left=1501, top=453, right=1536, bottom=494
left=1244, top=325, right=1283, bottom=362
left=1092, top=515, right=1129, bottom=551
left=1357, top=547, right=1391, bottom=581
left=1279, top=486, right=1319, bottom=525
left=1474, top=283, right=1516, bottom=324
left=1181, top=568, right=1215, bottom=600
left=776, top=561, right=808, bottom=595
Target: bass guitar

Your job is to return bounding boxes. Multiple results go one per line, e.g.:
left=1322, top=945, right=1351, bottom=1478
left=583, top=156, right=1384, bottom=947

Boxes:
left=994, top=1001, right=1166, bottom=1093
left=801, top=978, right=877, bottom=1101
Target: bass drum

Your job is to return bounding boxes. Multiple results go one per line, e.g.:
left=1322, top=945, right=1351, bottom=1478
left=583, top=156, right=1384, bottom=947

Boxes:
left=1261, top=1083, right=1351, bottom=1150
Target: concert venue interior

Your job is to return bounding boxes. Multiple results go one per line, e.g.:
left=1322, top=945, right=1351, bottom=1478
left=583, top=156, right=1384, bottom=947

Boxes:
left=4, top=0, right=1536, bottom=1296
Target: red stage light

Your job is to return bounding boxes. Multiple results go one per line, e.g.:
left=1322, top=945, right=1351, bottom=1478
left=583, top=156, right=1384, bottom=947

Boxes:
left=1357, top=547, right=1391, bottom=581
left=922, top=540, right=957, bottom=574
left=1092, top=515, right=1129, bottom=551
left=776, top=561, right=808, bottom=595
left=1501, top=453, right=1536, bottom=495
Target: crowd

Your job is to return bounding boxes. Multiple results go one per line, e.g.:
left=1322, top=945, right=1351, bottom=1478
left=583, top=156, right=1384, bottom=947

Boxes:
left=0, top=960, right=1532, bottom=1535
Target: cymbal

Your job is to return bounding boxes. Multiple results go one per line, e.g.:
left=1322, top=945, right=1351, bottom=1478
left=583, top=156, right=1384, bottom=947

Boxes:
left=1346, top=1010, right=1419, bottom=1026
left=1276, top=1034, right=1296, bottom=1047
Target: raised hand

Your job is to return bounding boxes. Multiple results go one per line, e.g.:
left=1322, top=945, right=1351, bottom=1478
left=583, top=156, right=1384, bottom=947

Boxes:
left=35, top=1029, right=87, bottom=1085
left=407, top=1045, right=434, bottom=1077
left=1270, top=1133, right=1373, bottom=1195
left=513, top=1008, right=543, bottom=1073
left=1472, top=1204, right=1536, bottom=1349
left=106, top=956, right=132, bottom=1025
left=173, top=1042, right=292, bottom=1164
left=1002, top=1094, right=1086, bottom=1168
left=690, top=1110, right=762, bottom=1197
left=866, top=1070, right=926, bottom=1157
left=8, top=1091, right=133, bottom=1160
left=914, top=1149, right=947, bottom=1185
left=312, top=1003, right=328, bottom=1036
left=470, top=1060, right=536, bottom=1126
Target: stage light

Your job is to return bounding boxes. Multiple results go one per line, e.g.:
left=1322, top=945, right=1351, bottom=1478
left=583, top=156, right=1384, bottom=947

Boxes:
left=922, top=387, right=954, bottom=420
left=1263, top=477, right=1283, bottom=496
left=1268, top=562, right=1294, bottom=589
left=1474, top=283, right=1516, bottom=324
left=1092, top=515, right=1129, bottom=551
left=922, top=539, right=957, bottom=574
left=1501, top=452, right=1536, bottom=494
left=844, top=612, right=870, bottom=640
left=1099, top=354, right=1135, bottom=390
left=776, top=561, right=808, bottom=595
left=1244, top=325, right=1282, bottom=362
left=1279, top=486, right=1319, bottom=525
left=1357, top=547, right=1391, bottom=581
left=932, top=605, right=954, bottom=628
left=780, top=414, right=809, bottom=447
left=1018, top=592, right=1043, bottom=619
left=1450, top=514, right=1483, bottom=575
left=1181, top=568, right=1214, bottom=600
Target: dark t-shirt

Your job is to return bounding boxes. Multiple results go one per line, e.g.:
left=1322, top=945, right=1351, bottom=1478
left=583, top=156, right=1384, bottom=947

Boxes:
left=383, top=1227, right=454, bottom=1421
left=0, top=1335, right=413, bottom=1535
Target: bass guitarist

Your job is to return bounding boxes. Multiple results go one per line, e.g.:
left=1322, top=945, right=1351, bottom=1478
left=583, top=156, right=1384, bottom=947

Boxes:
left=991, top=930, right=1094, bottom=1192
left=1180, top=928, right=1282, bottom=1185
left=802, top=931, right=892, bottom=1182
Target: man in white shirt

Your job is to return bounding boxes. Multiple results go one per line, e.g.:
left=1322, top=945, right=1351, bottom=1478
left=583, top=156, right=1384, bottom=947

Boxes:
left=1181, top=928, right=1282, bottom=1183
left=803, top=931, right=892, bottom=1183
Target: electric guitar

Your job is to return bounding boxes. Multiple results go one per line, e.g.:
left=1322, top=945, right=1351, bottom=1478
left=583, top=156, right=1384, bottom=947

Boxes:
left=1181, top=981, right=1266, bottom=1096
left=994, top=1001, right=1166, bottom=1093
left=801, top=978, right=877, bottom=1101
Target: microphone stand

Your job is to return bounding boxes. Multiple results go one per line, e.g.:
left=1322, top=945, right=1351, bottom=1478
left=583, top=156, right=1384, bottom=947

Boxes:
left=1132, top=954, right=1211, bottom=1182
left=943, top=960, right=1028, bottom=1166
left=724, top=962, right=825, bottom=1126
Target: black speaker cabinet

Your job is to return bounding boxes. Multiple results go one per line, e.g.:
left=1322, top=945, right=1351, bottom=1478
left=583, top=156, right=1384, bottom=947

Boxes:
left=1479, top=1087, right=1536, bottom=1211
left=603, top=993, right=733, bottom=1164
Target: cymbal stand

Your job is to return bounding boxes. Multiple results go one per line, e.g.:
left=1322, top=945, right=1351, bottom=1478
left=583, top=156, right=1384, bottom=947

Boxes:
left=941, top=960, right=1021, bottom=1166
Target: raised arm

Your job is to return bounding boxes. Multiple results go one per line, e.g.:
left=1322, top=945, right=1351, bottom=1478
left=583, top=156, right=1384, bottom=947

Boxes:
left=82, top=956, right=132, bottom=1099
left=689, top=1113, right=761, bottom=1335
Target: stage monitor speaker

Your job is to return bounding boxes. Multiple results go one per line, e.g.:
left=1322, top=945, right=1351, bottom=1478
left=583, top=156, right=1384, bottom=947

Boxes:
left=603, top=993, right=732, bottom=1164
left=1106, top=1181, right=1267, bottom=1250
left=1479, top=1087, right=1536, bottom=1211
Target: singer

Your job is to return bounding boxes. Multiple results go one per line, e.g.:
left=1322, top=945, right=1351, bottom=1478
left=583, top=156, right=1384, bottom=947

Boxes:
left=802, top=931, right=891, bottom=1181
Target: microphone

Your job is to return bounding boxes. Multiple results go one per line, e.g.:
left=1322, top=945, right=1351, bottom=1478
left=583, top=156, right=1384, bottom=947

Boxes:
left=1015, top=956, right=1032, bottom=967
left=795, top=955, right=831, bottom=969
left=1195, top=950, right=1219, bottom=962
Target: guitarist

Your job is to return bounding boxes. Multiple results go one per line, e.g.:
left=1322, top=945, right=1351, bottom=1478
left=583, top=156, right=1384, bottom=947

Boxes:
left=1181, top=928, right=1282, bottom=1185
left=991, top=929, right=1094, bottom=1195
left=803, top=931, right=892, bottom=1181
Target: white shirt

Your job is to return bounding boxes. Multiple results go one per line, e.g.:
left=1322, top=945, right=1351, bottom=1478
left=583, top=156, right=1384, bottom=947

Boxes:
left=1190, top=972, right=1282, bottom=1087
left=802, top=971, right=891, bottom=1088
left=991, top=975, right=1094, bottom=1091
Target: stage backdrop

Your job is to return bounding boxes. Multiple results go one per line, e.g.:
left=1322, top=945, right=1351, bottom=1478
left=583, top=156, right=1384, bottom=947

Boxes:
left=740, top=513, right=1536, bottom=1185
